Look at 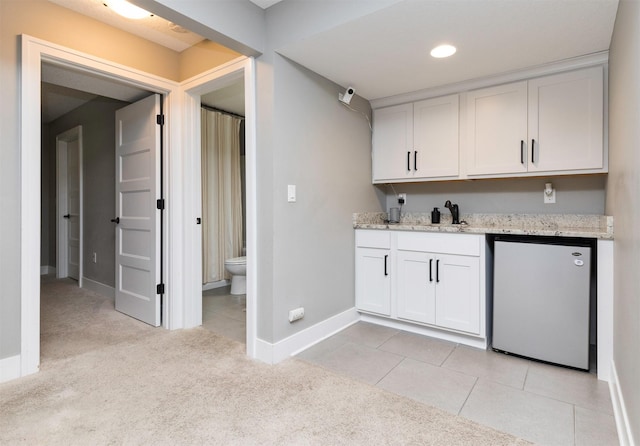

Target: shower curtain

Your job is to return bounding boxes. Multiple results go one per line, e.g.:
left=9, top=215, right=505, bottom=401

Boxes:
left=201, top=108, right=244, bottom=284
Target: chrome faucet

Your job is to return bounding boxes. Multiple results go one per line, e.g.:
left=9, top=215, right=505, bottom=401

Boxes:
left=444, top=200, right=460, bottom=224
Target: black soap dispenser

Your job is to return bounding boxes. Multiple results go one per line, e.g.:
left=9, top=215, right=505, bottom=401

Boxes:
left=431, top=207, right=441, bottom=224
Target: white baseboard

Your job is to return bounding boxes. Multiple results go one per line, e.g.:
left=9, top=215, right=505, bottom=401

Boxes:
left=0, top=355, right=22, bottom=383
left=610, top=359, right=635, bottom=446
left=360, top=313, right=488, bottom=350
left=202, top=280, right=230, bottom=291
left=255, top=307, right=360, bottom=364
left=40, top=266, right=56, bottom=275
left=81, top=277, right=115, bottom=299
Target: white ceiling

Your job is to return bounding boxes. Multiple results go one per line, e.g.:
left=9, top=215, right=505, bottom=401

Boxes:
left=278, top=0, right=619, bottom=101
left=49, top=0, right=205, bottom=52
left=249, top=0, right=283, bottom=9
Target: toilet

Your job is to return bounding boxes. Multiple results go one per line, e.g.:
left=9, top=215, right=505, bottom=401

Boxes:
left=224, top=256, right=246, bottom=295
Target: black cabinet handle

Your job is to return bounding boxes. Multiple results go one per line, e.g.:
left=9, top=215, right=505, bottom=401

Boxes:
left=436, top=259, right=440, bottom=283
left=414, top=151, right=418, bottom=171
left=531, top=139, right=535, bottom=163
left=520, top=140, right=524, bottom=164
left=196, top=217, right=202, bottom=225
left=407, top=151, right=411, bottom=171
left=384, top=254, right=388, bottom=276
left=429, top=258, right=433, bottom=282
left=63, top=214, right=70, bottom=219
left=110, top=217, right=120, bottom=224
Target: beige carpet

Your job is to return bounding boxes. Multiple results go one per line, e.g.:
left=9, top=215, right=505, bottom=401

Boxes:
left=0, top=279, right=530, bottom=445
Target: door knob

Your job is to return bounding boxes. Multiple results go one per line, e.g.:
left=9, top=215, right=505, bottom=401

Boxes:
left=63, top=214, right=71, bottom=219
left=110, top=217, right=120, bottom=224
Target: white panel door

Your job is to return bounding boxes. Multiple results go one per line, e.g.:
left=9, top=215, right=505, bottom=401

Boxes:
left=355, top=247, right=391, bottom=316
left=528, top=67, right=604, bottom=172
left=435, top=255, right=480, bottom=334
left=66, top=138, right=80, bottom=280
left=396, top=250, right=436, bottom=324
left=413, top=95, right=459, bottom=179
left=115, top=94, right=161, bottom=326
left=372, top=103, right=413, bottom=182
left=467, top=81, right=528, bottom=175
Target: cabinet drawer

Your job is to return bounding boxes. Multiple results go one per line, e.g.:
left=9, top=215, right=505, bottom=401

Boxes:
left=397, top=232, right=480, bottom=256
left=356, top=230, right=391, bottom=249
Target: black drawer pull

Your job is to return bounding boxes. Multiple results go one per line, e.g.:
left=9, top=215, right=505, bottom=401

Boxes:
left=429, top=258, right=433, bottom=282
left=384, top=254, right=388, bottom=276
left=436, top=259, right=440, bottom=283
left=531, top=139, right=535, bottom=163
left=414, top=151, right=418, bottom=171
left=520, top=140, right=524, bottom=164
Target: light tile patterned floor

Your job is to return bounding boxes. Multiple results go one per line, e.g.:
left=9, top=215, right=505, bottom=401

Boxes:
left=201, top=293, right=618, bottom=446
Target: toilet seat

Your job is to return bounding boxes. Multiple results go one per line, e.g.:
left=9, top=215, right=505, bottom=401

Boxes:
left=225, top=256, right=246, bottom=265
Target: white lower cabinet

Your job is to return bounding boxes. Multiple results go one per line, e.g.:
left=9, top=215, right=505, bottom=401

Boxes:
left=356, top=230, right=485, bottom=343
left=355, top=231, right=391, bottom=316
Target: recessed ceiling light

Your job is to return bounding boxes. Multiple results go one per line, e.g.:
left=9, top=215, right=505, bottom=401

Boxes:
left=430, top=44, right=457, bottom=58
left=103, top=0, right=152, bottom=20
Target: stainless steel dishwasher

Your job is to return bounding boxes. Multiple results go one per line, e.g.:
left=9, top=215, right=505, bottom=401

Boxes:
left=492, top=235, right=594, bottom=370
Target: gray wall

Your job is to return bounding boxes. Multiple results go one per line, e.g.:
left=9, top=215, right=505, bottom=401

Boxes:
left=43, top=97, right=129, bottom=287
left=607, top=1, right=640, bottom=441
left=383, top=175, right=606, bottom=216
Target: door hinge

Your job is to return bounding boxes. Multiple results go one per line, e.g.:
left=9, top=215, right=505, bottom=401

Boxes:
left=156, top=114, right=165, bottom=125
left=157, top=283, right=165, bottom=295
left=157, top=199, right=165, bottom=210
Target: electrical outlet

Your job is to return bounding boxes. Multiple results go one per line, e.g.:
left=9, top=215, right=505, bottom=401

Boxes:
left=544, top=189, right=556, bottom=204
left=398, top=193, right=407, bottom=204
left=92, top=252, right=97, bottom=263
left=288, top=307, right=304, bottom=322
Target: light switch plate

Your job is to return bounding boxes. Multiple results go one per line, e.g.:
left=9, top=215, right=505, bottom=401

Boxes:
left=288, top=185, right=296, bottom=202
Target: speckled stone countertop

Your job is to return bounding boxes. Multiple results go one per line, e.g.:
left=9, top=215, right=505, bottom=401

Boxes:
left=353, top=212, right=614, bottom=240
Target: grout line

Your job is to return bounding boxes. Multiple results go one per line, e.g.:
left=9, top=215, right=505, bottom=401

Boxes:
left=439, top=343, right=458, bottom=367
left=374, top=355, right=406, bottom=386
left=457, top=376, right=479, bottom=416
left=573, top=405, right=577, bottom=446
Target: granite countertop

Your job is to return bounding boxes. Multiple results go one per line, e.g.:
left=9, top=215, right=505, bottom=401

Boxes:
left=353, top=212, right=614, bottom=240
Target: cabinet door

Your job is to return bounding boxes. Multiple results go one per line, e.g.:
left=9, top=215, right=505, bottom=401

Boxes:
left=372, top=103, right=413, bottom=182
left=396, top=250, right=436, bottom=324
left=528, top=67, right=604, bottom=172
left=355, top=247, right=391, bottom=316
left=467, top=81, right=528, bottom=175
left=435, top=255, right=480, bottom=334
left=413, top=95, right=459, bottom=179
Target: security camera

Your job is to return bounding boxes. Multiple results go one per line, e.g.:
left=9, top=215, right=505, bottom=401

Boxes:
left=339, top=86, right=356, bottom=105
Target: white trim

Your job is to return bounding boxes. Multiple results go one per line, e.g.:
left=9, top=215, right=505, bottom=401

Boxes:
left=56, top=125, right=83, bottom=286
left=0, top=355, right=22, bottom=384
left=255, top=308, right=360, bottom=364
left=81, top=277, right=115, bottom=299
left=371, top=51, right=609, bottom=109
left=20, top=34, right=179, bottom=380
left=609, top=360, right=635, bottom=446
left=179, top=57, right=258, bottom=358
left=597, top=239, right=614, bottom=382
left=40, top=266, right=56, bottom=275
left=360, top=313, right=489, bottom=350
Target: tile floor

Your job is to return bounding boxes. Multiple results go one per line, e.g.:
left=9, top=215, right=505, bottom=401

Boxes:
left=202, top=286, right=246, bottom=343
left=200, top=291, right=618, bottom=445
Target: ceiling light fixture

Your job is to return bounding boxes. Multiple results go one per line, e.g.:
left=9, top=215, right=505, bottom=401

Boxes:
left=430, top=44, right=457, bottom=58
left=103, top=0, right=152, bottom=19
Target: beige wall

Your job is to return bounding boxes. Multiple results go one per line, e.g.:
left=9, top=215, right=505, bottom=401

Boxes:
left=607, top=0, right=640, bottom=442
left=179, top=40, right=241, bottom=81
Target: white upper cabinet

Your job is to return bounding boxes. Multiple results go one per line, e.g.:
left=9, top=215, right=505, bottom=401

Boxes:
left=466, top=66, right=605, bottom=177
left=528, top=66, right=604, bottom=172
left=372, top=95, right=459, bottom=183
left=413, top=95, right=459, bottom=178
left=372, top=103, right=414, bottom=181
left=466, top=81, right=528, bottom=175
left=372, top=63, right=607, bottom=183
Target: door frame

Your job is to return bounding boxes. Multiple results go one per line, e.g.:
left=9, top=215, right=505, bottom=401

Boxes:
left=56, top=125, right=83, bottom=285
left=20, top=35, right=179, bottom=377
left=179, top=57, right=257, bottom=358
